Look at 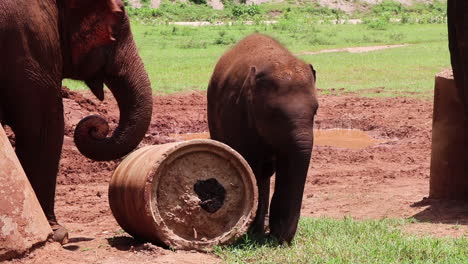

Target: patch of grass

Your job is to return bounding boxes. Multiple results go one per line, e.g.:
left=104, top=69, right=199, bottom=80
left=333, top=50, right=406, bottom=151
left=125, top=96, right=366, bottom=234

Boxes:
left=215, top=217, right=468, bottom=264
left=363, top=13, right=392, bottom=30
left=63, top=22, right=449, bottom=97
left=301, top=40, right=449, bottom=97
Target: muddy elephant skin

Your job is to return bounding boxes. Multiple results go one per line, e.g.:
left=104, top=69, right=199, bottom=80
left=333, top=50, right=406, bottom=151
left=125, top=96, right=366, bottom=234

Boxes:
left=207, top=34, right=318, bottom=243
left=0, top=0, right=153, bottom=241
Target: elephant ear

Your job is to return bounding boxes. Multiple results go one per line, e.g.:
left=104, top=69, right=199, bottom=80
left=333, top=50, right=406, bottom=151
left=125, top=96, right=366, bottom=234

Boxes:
left=85, top=75, right=105, bottom=101
left=68, top=0, right=123, bottom=66
left=236, top=66, right=257, bottom=104
left=309, top=64, right=317, bottom=83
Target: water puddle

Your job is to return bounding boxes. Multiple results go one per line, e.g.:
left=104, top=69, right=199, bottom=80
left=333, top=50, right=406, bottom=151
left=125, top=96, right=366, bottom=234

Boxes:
left=314, top=129, right=380, bottom=150
left=170, top=129, right=380, bottom=150
left=170, top=132, right=210, bottom=141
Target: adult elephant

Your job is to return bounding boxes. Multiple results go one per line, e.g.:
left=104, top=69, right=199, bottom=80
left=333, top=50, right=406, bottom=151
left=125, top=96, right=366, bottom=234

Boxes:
left=448, top=0, right=468, bottom=114
left=0, top=0, right=152, bottom=242
left=207, top=34, right=318, bottom=243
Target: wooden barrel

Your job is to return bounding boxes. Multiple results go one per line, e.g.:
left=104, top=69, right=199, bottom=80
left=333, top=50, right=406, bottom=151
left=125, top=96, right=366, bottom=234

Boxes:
left=109, top=139, right=258, bottom=251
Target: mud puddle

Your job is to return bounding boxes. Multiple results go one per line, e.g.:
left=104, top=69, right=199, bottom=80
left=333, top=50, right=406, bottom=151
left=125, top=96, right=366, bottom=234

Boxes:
left=314, top=129, right=382, bottom=149
left=170, top=132, right=210, bottom=141
left=170, top=129, right=381, bottom=150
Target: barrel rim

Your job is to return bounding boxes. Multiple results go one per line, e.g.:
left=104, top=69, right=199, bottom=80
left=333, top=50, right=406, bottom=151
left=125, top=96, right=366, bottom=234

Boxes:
left=148, top=139, right=258, bottom=251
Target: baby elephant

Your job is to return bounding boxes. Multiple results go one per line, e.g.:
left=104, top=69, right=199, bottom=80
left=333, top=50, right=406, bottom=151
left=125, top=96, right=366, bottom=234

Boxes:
left=207, top=34, right=318, bottom=243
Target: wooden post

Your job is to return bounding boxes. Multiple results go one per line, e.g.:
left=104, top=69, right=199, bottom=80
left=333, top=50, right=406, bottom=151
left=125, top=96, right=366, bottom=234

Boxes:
left=429, top=70, right=468, bottom=199
left=0, top=124, right=52, bottom=261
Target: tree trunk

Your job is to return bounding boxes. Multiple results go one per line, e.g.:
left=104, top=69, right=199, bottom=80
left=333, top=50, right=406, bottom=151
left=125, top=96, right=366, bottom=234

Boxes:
left=0, top=124, right=52, bottom=261
left=430, top=70, right=468, bottom=199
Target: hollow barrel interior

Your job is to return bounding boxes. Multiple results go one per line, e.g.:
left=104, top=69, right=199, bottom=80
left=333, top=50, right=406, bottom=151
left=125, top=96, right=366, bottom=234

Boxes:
left=154, top=149, right=247, bottom=241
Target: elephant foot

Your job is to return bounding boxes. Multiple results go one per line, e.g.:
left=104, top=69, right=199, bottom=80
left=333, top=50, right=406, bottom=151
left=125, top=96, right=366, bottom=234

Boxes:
left=49, top=221, right=69, bottom=245
left=264, top=214, right=270, bottom=232
left=251, top=214, right=270, bottom=235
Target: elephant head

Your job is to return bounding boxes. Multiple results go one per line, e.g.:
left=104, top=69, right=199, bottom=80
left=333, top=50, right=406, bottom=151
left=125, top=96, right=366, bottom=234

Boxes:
left=243, top=63, right=318, bottom=243
left=60, top=0, right=152, bottom=161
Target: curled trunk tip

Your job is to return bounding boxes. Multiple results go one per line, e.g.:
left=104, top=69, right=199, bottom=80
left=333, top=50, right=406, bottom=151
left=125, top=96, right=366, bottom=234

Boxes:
left=74, top=115, right=116, bottom=161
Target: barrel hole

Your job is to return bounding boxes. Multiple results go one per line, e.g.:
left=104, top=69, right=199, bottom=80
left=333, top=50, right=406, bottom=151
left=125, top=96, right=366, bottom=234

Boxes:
left=193, top=178, right=226, bottom=213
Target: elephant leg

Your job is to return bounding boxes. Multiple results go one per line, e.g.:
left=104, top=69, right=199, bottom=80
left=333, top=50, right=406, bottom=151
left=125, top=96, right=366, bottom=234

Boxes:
left=251, top=159, right=274, bottom=236
left=251, top=176, right=270, bottom=235
left=9, top=88, right=68, bottom=244
left=269, top=153, right=310, bottom=244
left=269, top=176, right=302, bottom=244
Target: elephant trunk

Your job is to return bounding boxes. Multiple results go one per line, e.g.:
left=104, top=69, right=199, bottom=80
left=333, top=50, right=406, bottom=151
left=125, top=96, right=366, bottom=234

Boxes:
left=74, top=17, right=152, bottom=161
left=269, top=129, right=313, bottom=243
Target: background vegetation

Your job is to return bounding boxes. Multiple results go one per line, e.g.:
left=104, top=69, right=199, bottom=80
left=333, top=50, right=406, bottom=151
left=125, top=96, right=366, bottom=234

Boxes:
left=64, top=22, right=449, bottom=96
left=121, top=0, right=447, bottom=23
left=64, top=1, right=449, bottom=96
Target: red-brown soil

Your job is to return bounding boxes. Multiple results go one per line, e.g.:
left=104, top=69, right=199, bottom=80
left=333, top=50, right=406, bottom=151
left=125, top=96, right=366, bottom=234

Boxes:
left=5, top=87, right=468, bottom=264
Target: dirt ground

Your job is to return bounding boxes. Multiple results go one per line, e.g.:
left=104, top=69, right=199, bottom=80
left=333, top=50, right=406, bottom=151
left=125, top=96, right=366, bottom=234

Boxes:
left=300, top=44, right=410, bottom=55
left=5, top=87, right=468, bottom=264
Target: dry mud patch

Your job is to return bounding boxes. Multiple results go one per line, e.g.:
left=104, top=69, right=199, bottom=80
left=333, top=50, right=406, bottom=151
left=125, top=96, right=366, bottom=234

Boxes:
left=5, top=87, right=467, bottom=263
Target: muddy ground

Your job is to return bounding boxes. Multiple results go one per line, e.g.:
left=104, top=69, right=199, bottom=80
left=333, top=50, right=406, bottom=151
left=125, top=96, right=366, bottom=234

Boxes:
left=6, top=87, right=468, bottom=264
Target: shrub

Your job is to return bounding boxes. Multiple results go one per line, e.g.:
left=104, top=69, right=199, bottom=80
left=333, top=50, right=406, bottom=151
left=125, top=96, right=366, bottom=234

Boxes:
left=304, top=4, right=338, bottom=16
left=140, top=0, right=151, bottom=8
left=363, top=16, right=390, bottom=30
left=179, top=39, right=208, bottom=49
left=189, top=0, right=207, bottom=5
left=231, top=4, right=261, bottom=18
left=214, top=30, right=236, bottom=45
left=373, top=0, right=403, bottom=15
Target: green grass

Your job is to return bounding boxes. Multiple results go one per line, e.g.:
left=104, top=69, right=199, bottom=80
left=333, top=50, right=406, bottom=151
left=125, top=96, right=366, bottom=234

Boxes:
left=215, top=217, right=467, bottom=264
left=63, top=22, right=449, bottom=97
left=303, top=41, right=449, bottom=96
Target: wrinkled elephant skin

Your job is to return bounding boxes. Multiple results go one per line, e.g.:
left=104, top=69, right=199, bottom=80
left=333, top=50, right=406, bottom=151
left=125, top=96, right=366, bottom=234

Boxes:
left=0, top=0, right=153, bottom=242
left=208, top=34, right=318, bottom=243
